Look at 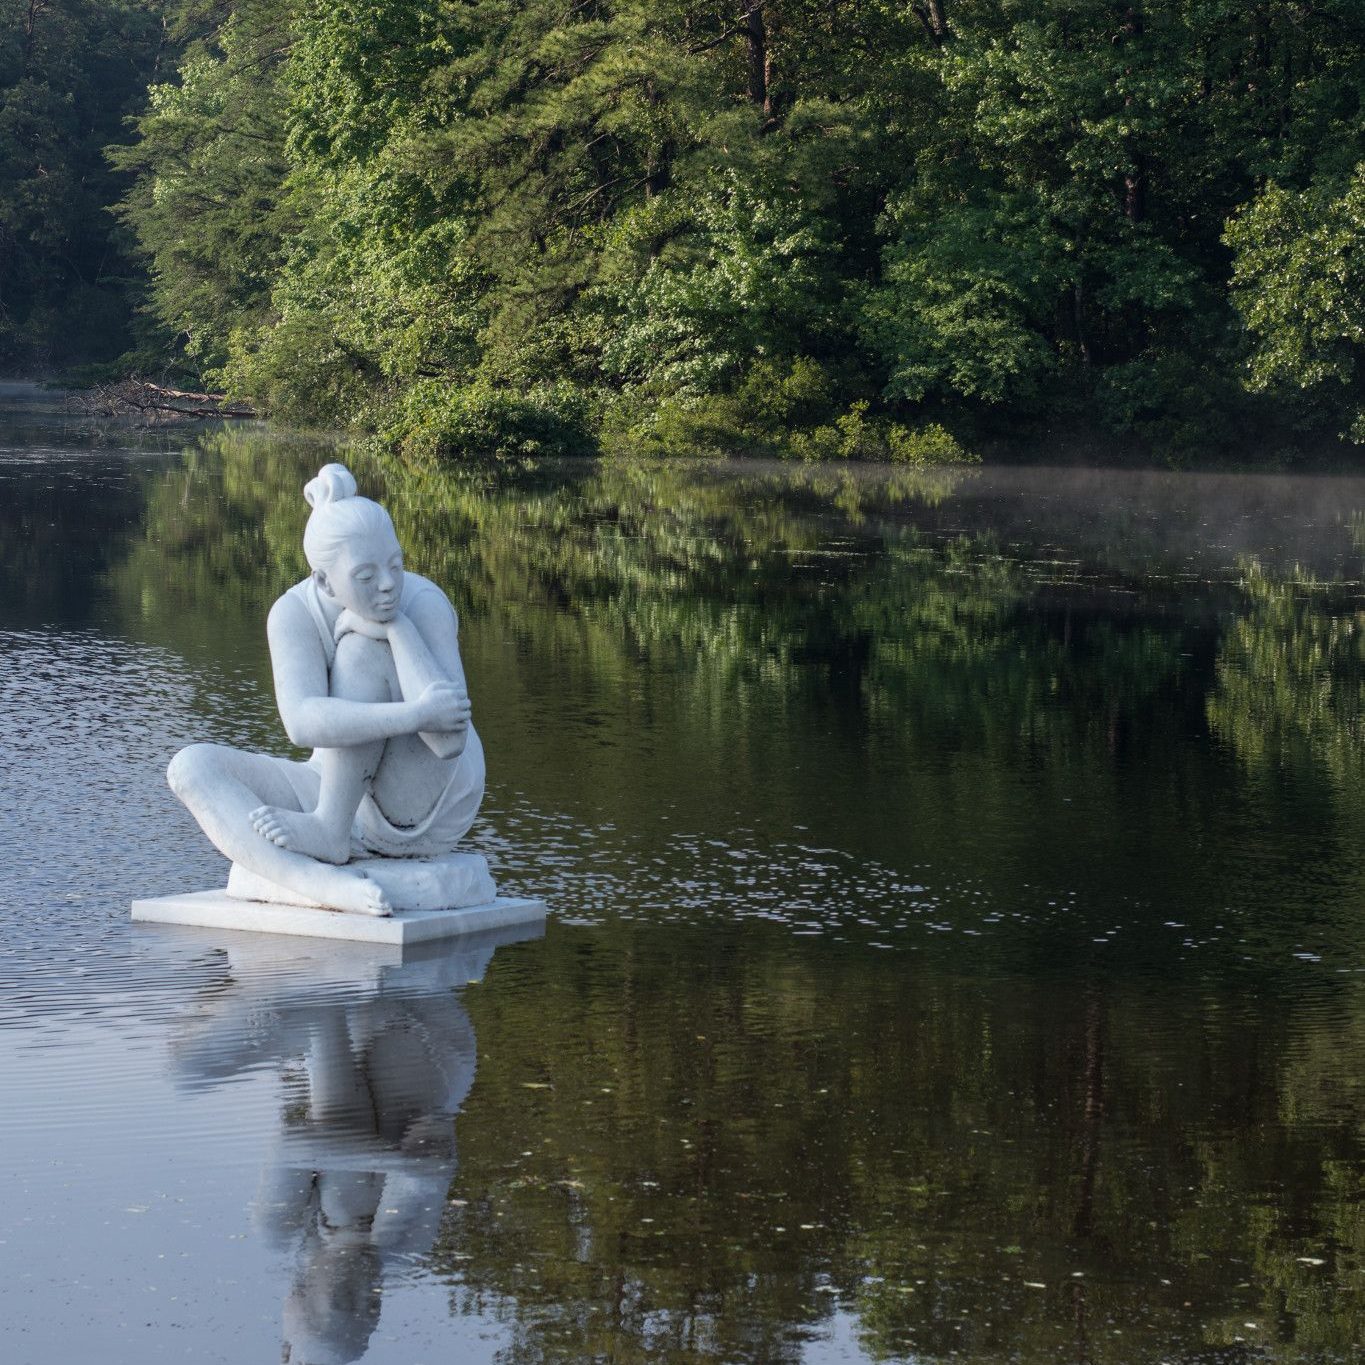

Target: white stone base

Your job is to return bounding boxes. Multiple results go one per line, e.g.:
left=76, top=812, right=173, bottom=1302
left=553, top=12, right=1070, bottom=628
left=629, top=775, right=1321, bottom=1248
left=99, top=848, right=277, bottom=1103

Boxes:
left=131, top=889, right=546, bottom=944
left=226, top=850, right=497, bottom=913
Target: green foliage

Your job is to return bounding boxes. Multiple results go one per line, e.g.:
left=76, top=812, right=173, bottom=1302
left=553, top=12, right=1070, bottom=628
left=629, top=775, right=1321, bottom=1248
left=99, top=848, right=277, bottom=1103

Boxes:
left=596, top=176, right=851, bottom=402
left=1209, top=558, right=1365, bottom=776
left=866, top=195, right=1064, bottom=407
left=886, top=419, right=971, bottom=467
left=1096, top=343, right=1251, bottom=461
left=865, top=0, right=1365, bottom=453
left=85, top=0, right=1365, bottom=458
left=601, top=360, right=973, bottom=465
left=381, top=378, right=597, bottom=461
left=1226, top=164, right=1365, bottom=440
left=788, top=403, right=976, bottom=466
left=606, top=357, right=834, bottom=458
left=109, top=2, right=296, bottom=380
left=0, top=0, right=165, bottom=370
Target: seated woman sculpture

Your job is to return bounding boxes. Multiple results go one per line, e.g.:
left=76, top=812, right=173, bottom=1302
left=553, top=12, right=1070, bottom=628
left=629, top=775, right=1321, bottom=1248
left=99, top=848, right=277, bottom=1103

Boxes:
left=166, top=463, right=484, bottom=917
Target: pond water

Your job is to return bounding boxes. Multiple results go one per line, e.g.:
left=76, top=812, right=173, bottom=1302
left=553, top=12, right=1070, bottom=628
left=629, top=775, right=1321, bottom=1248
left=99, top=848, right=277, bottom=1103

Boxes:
left=2, top=386, right=1364, bottom=1363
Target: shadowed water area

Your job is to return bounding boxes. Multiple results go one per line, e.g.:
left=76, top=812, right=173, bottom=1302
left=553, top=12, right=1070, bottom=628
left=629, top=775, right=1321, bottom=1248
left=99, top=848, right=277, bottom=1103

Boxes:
left=2, top=385, right=1364, bottom=1363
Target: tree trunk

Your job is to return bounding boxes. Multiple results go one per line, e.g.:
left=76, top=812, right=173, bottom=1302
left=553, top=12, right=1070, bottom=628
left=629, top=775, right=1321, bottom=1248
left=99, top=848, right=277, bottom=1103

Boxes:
left=912, top=0, right=948, bottom=48
left=1073, top=279, right=1091, bottom=367
left=1124, top=164, right=1145, bottom=223
left=743, top=2, right=770, bottom=114
left=1120, top=7, right=1145, bottom=223
left=23, top=0, right=50, bottom=70
left=75, top=380, right=257, bottom=423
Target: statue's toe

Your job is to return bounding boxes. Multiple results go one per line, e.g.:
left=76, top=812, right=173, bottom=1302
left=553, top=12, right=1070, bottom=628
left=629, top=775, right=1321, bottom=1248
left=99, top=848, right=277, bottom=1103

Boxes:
left=355, top=874, right=392, bottom=917
left=249, top=806, right=287, bottom=845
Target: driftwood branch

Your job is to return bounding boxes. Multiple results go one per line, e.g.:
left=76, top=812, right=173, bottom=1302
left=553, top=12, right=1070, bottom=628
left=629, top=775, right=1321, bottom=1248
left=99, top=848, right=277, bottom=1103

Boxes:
left=72, top=379, right=257, bottom=423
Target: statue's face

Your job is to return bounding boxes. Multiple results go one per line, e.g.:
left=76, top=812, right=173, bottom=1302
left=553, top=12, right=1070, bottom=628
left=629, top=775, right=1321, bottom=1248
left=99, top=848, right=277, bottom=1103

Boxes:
left=318, top=530, right=405, bottom=622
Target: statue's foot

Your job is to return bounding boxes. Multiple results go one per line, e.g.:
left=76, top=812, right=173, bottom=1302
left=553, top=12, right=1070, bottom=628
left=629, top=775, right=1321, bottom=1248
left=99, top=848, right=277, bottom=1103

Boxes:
left=322, top=869, right=392, bottom=918
left=249, top=805, right=351, bottom=865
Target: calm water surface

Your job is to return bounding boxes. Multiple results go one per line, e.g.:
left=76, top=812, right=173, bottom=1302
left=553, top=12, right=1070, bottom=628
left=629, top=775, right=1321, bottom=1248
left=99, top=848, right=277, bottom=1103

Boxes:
left=2, top=389, right=1364, bottom=1363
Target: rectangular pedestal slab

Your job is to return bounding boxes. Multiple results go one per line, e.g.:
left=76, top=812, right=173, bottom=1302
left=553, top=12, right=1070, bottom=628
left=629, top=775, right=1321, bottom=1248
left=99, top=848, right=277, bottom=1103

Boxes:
left=132, top=889, right=546, bottom=944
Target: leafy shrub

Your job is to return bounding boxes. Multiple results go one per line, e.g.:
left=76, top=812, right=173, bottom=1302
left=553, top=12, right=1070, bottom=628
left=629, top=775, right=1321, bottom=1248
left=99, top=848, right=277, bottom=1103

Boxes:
left=607, top=364, right=976, bottom=465
left=789, top=403, right=976, bottom=465
left=885, top=421, right=974, bottom=466
left=738, top=356, right=838, bottom=428
left=605, top=357, right=840, bottom=459
left=382, top=380, right=597, bottom=460
left=218, top=312, right=379, bottom=428
left=597, top=180, right=845, bottom=403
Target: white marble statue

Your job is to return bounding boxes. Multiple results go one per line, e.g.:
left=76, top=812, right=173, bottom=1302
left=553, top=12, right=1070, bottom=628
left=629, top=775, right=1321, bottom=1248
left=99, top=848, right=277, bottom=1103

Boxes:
left=167, top=463, right=489, bottom=917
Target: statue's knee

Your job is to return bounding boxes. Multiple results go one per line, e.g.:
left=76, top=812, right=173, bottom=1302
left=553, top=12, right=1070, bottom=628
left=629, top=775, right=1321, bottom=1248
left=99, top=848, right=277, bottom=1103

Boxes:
left=331, top=631, right=391, bottom=699
left=166, top=743, right=211, bottom=799
left=334, top=630, right=387, bottom=664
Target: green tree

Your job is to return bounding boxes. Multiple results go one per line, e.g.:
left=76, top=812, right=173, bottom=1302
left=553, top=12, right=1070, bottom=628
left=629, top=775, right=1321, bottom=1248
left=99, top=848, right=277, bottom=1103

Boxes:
left=1226, top=165, right=1365, bottom=441
left=866, top=0, right=1365, bottom=451
left=110, top=0, right=1365, bottom=458
left=110, top=0, right=295, bottom=382
left=0, top=0, right=166, bottom=370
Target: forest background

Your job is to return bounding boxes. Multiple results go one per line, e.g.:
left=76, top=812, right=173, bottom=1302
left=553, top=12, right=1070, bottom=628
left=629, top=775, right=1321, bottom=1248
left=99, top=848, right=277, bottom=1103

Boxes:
left=2, top=0, right=1363, bottom=464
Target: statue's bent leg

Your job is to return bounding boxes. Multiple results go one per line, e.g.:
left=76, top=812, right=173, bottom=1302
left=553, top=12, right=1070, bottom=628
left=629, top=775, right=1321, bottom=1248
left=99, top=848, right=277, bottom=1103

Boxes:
left=249, top=632, right=393, bottom=866
left=167, top=743, right=391, bottom=916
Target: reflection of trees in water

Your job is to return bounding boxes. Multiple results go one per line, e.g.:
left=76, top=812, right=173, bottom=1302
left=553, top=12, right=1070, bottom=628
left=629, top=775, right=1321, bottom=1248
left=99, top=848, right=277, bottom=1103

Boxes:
left=114, top=430, right=1194, bottom=770
left=113, top=433, right=1365, bottom=1358
left=112, top=430, right=1365, bottom=944
left=0, top=450, right=152, bottom=627
left=426, top=928, right=1365, bottom=1362
left=1206, top=559, right=1365, bottom=919
left=1209, top=559, right=1365, bottom=780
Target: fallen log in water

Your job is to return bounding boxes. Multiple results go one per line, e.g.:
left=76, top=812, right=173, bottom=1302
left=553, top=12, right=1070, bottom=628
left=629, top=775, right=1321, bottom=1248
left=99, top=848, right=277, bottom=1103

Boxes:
left=73, top=379, right=257, bottom=422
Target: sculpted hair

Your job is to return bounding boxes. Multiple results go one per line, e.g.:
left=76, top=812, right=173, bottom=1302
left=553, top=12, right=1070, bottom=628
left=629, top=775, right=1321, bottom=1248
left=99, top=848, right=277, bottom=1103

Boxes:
left=302, top=463, right=397, bottom=572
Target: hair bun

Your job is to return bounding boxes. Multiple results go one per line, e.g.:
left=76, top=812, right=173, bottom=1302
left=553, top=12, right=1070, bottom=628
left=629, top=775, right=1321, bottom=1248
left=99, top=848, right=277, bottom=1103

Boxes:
left=304, top=463, right=358, bottom=510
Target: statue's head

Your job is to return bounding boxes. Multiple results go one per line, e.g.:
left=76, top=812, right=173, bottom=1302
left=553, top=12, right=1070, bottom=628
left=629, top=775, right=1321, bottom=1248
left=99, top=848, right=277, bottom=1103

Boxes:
left=303, top=464, right=404, bottom=623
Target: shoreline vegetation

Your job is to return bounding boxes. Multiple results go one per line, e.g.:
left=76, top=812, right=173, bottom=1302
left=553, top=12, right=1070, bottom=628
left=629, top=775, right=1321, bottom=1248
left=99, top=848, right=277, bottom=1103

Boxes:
left=2, top=2, right=1363, bottom=468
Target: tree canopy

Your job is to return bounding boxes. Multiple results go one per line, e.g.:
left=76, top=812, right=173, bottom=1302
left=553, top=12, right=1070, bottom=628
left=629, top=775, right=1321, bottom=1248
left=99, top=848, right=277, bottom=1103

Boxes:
left=6, top=1, right=1365, bottom=458
left=0, top=0, right=166, bottom=369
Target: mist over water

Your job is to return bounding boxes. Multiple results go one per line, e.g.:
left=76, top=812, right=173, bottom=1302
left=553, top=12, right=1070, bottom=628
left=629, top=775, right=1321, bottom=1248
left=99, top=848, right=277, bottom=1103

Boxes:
left=2, top=395, right=1364, bottom=1362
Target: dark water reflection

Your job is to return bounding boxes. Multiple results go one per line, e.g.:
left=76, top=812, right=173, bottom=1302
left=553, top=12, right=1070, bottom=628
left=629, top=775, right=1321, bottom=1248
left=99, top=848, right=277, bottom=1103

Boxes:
left=2, top=396, right=1364, bottom=1362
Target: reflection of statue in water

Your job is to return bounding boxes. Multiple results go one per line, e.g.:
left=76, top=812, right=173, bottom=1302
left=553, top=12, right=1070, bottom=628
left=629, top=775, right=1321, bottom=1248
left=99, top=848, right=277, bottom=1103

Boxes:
left=170, top=932, right=522, bottom=1365
left=167, top=464, right=490, bottom=917
left=265, top=994, right=469, bottom=1365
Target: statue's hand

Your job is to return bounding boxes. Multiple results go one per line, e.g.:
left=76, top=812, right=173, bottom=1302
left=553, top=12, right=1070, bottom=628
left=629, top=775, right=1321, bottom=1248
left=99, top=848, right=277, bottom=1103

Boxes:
left=415, top=680, right=471, bottom=734
left=334, top=608, right=392, bottom=643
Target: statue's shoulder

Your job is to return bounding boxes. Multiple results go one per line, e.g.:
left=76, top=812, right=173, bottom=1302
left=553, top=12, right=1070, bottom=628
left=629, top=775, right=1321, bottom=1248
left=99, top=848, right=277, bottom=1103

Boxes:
left=267, top=580, right=316, bottom=631
left=403, top=570, right=442, bottom=596
left=402, top=573, right=460, bottom=632
left=402, top=572, right=453, bottom=608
